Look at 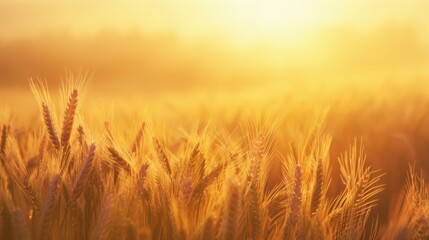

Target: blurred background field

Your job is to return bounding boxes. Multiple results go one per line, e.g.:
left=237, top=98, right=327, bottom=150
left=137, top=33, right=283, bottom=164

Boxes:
left=1, top=0, right=428, bottom=93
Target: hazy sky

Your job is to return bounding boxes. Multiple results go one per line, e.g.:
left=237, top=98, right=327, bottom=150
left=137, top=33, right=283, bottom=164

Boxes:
left=0, top=0, right=428, bottom=93
left=1, top=0, right=428, bottom=43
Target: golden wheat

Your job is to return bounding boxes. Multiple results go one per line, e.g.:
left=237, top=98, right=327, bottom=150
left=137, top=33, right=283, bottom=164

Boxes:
left=0, top=79, right=427, bottom=240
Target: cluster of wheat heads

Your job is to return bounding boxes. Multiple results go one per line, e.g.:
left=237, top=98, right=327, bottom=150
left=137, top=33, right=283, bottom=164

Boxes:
left=0, top=81, right=427, bottom=240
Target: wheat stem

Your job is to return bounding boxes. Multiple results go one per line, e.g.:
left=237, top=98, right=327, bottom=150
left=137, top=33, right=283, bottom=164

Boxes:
left=220, top=181, right=241, bottom=240
left=71, top=144, right=96, bottom=203
left=37, top=175, right=61, bottom=240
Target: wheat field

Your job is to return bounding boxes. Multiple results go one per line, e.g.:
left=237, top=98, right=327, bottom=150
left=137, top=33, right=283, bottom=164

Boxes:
left=0, top=77, right=428, bottom=240
left=1, top=1, right=429, bottom=239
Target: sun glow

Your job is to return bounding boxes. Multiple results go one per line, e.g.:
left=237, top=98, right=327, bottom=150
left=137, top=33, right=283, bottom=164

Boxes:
left=0, top=0, right=428, bottom=90
left=245, top=1, right=322, bottom=27
left=218, top=0, right=327, bottom=43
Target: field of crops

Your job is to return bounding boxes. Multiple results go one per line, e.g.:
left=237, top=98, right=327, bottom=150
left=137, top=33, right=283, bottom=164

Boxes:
left=0, top=76, right=428, bottom=240
left=1, top=1, right=429, bottom=239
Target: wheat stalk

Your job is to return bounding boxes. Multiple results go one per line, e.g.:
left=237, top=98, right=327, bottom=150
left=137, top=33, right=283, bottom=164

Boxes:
left=131, top=122, right=145, bottom=153
left=92, top=194, right=114, bottom=240
left=193, top=216, right=216, bottom=240
left=11, top=208, right=30, bottom=240
left=154, top=138, right=172, bottom=175
left=37, top=174, right=61, bottom=240
left=124, top=220, right=138, bottom=240
left=71, top=143, right=96, bottom=203
left=220, top=181, right=241, bottom=240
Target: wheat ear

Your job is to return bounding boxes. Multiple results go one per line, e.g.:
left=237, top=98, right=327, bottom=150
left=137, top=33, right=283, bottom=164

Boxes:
left=131, top=122, right=145, bottom=153
left=191, top=163, right=224, bottom=200
left=311, top=159, right=323, bottom=215
left=107, top=147, right=132, bottom=173
left=42, top=103, right=60, bottom=150
left=104, top=122, right=114, bottom=145
left=189, top=143, right=205, bottom=182
left=22, top=178, right=40, bottom=211
left=77, top=125, right=85, bottom=145
left=136, top=162, right=149, bottom=196
left=284, top=164, right=302, bottom=239
left=154, top=138, right=172, bottom=175
left=249, top=179, right=261, bottom=240
left=249, top=133, right=264, bottom=240
left=0, top=124, right=8, bottom=166
left=290, top=164, right=302, bottom=226
left=60, top=89, right=78, bottom=147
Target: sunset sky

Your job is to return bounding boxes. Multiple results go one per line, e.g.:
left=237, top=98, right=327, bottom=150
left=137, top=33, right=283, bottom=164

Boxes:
left=0, top=0, right=428, bottom=95
left=1, top=0, right=429, bottom=41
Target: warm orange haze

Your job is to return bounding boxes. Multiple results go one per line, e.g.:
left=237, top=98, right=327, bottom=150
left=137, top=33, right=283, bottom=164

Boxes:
left=1, top=1, right=429, bottom=239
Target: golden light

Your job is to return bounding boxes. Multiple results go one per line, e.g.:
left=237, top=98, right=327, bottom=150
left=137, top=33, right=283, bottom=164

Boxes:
left=0, top=0, right=427, bottom=91
left=216, top=0, right=327, bottom=44
left=1, top=1, right=429, bottom=240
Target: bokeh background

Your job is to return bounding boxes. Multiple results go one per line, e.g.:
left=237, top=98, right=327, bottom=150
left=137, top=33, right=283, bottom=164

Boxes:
left=0, top=0, right=428, bottom=96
